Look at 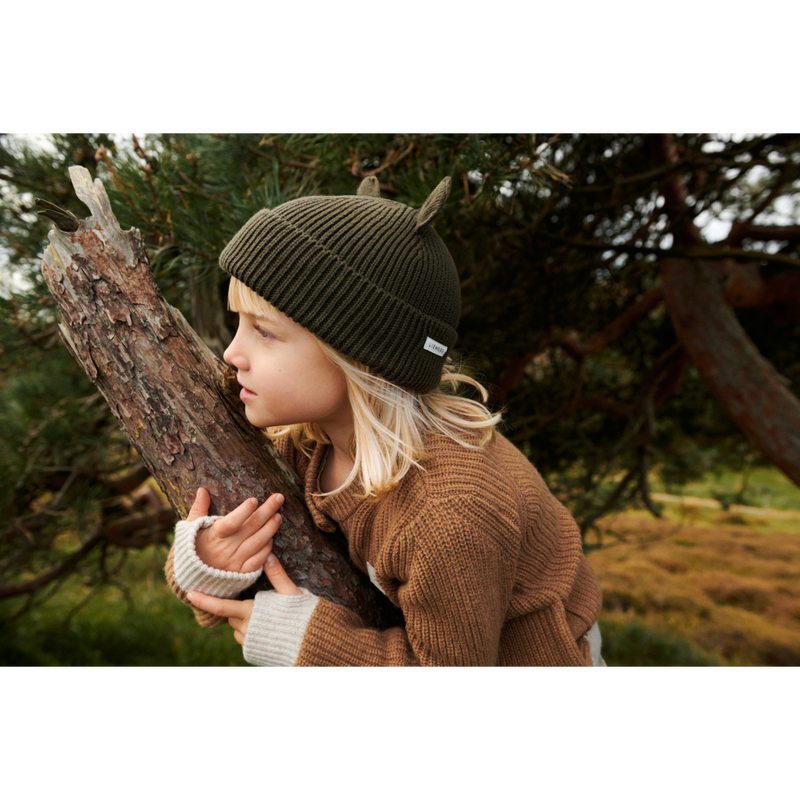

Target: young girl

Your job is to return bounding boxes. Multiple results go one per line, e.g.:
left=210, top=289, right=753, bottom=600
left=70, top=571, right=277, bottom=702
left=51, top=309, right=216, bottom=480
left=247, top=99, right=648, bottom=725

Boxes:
left=165, top=176, right=604, bottom=666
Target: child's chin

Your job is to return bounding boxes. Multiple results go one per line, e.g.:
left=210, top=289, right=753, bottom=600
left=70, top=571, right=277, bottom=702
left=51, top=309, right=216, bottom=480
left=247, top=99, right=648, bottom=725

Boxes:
left=244, top=408, right=268, bottom=428
left=246, top=410, right=283, bottom=431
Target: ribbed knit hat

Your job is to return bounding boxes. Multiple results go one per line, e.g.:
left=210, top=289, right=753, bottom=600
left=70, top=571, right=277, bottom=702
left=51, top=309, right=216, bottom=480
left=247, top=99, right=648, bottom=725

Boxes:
left=218, top=176, right=460, bottom=393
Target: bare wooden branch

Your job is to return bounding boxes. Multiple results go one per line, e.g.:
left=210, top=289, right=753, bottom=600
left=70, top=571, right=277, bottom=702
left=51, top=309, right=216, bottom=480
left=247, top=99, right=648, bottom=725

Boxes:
left=0, top=528, right=105, bottom=600
left=726, top=223, right=800, bottom=246
left=40, top=166, right=395, bottom=628
left=558, top=288, right=665, bottom=360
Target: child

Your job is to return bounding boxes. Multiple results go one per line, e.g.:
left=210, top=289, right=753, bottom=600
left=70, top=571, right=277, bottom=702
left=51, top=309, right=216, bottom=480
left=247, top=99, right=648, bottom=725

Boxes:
left=165, top=175, right=604, bottom=666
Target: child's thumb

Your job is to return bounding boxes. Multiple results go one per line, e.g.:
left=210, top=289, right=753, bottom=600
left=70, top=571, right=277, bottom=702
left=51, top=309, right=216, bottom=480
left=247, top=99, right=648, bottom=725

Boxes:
left=265, top=554, right=303, bottom=596
left=186, top=487, right=210, bottom=522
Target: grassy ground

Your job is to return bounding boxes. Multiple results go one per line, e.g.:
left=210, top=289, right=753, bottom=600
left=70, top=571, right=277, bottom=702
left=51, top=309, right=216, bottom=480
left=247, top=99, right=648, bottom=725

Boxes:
left=587, top=503, right=800, bottom=666
left=652, top=465, right=800, bottom=513
left=0, top=544, right=245, bottom=666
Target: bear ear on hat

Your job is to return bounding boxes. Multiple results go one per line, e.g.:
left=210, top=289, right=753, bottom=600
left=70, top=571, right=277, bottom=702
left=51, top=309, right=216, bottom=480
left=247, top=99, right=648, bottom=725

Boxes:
left=415, top=177, right=451, bottom=232
left=357, top=176, right=381, bottom=197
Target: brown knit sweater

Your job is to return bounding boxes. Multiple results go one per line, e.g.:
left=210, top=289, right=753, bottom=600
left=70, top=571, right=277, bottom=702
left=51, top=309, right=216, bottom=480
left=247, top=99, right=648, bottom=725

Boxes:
left=165, top=430, right=602, bottom=666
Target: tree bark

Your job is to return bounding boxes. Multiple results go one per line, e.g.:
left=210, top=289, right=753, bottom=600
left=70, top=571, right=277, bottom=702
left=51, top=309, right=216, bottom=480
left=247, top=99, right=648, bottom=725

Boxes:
left=40, top=166, right=396, bottom=629
left=660, top=257, right=800, bottom=488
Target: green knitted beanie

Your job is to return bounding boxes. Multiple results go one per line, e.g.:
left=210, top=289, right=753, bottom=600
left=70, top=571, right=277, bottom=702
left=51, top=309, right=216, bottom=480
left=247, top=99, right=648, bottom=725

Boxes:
left=218, top=176, right=460, bottom=393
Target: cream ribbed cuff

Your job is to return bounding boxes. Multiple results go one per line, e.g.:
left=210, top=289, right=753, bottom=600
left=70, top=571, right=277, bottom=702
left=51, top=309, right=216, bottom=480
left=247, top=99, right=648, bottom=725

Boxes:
left=586, top=622, right=607, bottom=667
left=243, top=589, right=319, bottom=666
left=172, top=516, right=263, bottom=598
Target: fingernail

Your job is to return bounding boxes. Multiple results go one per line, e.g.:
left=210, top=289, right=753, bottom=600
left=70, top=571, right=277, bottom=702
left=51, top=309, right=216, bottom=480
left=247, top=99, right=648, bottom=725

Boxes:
left=266, top=554, right=275, bottom=566
left=276, top=494, right=284, bottom=505
left=249, top=497, right=258, bottom=505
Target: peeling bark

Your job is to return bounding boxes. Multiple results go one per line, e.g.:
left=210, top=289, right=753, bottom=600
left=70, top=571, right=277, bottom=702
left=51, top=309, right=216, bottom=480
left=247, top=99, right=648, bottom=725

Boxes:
left=40, top=166, right=396, bottom=628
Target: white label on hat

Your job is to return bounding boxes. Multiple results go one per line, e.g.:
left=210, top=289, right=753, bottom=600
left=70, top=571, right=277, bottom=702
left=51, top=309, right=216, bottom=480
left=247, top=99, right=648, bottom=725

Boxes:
left=423, top=336, right=448, bottom=357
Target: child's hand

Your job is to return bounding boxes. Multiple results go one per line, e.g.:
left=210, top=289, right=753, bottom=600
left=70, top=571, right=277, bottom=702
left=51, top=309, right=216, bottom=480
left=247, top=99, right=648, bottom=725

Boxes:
left=187, top=553, right=302, bottom=646
left=188, top=487, right=284, bottom=573
left=187, top=594, right=255, bottom=646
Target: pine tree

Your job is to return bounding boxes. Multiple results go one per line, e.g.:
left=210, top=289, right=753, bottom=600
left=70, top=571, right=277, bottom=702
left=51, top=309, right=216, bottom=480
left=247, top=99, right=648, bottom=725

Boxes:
left=2, top=133, right=799, bottom=616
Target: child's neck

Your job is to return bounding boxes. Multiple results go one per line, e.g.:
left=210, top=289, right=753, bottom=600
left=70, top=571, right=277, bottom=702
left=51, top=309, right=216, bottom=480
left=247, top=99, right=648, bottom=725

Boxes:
left=318, top=421, right=355, bottom=494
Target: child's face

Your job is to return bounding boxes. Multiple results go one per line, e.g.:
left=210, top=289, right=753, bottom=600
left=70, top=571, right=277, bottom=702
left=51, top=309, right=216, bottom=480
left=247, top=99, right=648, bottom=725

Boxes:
left=223, top=308, right=351, bottom=432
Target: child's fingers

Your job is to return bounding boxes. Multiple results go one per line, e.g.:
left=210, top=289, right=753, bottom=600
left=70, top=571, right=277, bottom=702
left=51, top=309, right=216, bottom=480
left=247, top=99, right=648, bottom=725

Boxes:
left=214, top=496, right=261, bottom=536
left=239, top=520, right=279, bottom=573
left=187, top=592, right=252, bottom=619
left=216, top=495, right=283, bottom=539
left=240, top=538, right=274, bottom=574
left=186, top=487, right=211, bottom=522
left=264, top=553, right=302, bottom=596
left=218, top=494, right=284, bottom=539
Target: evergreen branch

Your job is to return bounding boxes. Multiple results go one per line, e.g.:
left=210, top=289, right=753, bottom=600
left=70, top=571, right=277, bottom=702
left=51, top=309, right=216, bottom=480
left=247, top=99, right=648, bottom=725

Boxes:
left=570, top=160, right=685, bottom=194
left=213, top=134, right=320, bottom=171
left=490, top=288, right=667, bottom=404
left=132, top=134, right=172, bottom=235
left=257, top=135, right=321, bottom=165
left=538, top=231, right=800, bottom=270
left=0, top=229, right=37, bottom=259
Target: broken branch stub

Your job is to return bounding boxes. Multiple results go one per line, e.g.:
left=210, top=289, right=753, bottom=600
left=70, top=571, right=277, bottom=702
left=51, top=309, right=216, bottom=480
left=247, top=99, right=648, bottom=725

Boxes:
left=41, top=166, right=395, bottom=629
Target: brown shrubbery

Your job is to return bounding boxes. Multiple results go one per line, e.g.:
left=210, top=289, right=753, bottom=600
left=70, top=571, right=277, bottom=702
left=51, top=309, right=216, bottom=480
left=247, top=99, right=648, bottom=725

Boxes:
left=587, top=512, right=800, bottom=666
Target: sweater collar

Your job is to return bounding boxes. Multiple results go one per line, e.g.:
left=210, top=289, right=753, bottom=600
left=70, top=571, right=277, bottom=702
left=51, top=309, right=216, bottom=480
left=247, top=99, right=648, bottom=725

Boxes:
left=303, top=442, right=365, bottom=532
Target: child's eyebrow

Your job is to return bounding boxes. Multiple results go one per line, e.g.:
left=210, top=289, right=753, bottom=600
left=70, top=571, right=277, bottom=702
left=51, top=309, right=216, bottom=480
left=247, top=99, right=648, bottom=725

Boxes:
left=242, top=308, right=282, bottom=327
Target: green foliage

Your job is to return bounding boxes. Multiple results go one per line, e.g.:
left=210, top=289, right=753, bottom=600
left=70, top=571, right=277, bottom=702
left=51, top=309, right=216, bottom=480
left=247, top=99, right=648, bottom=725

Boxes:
left=654, top=465, right=800, bottom=513
left=0, top=545, right=244, bottom=666
left=599, top=618, right=722, bottom=667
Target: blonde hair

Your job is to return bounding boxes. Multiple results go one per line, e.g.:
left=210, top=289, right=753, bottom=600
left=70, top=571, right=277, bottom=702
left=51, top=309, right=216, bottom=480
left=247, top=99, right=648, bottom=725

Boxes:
left=228, top=278, right=502, bottom=500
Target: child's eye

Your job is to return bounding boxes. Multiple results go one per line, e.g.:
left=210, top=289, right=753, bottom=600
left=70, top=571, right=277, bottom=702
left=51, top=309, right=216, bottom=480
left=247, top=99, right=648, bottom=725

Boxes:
left=254, top=325, right=274, bottom=341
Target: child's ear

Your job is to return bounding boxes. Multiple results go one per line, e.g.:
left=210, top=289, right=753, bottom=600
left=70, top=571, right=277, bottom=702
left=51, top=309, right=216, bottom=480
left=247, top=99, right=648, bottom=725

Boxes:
left=357, top=176, right=381, bottom=197
left=415, top=177, right=451, bottom=231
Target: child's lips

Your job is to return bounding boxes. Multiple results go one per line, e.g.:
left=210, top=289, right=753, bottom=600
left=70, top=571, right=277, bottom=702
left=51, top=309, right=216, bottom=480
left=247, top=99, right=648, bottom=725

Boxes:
left=238, top=383, right=258, bottom=401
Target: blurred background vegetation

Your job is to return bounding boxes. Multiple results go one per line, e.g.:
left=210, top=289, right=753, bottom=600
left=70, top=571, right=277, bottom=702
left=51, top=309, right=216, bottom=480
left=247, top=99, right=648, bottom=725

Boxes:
left=1, top=133, right=799, bottom=666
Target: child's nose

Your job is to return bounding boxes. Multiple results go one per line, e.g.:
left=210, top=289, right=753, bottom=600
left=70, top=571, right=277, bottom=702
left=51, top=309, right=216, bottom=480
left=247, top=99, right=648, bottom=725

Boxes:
left=223, top=335, right=247, bottom=370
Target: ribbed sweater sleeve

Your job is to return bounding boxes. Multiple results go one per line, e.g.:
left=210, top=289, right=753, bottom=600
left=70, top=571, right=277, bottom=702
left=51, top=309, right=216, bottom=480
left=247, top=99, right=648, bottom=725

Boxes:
left=243, top=589, right=320, bottom=666
left=295, top=498, right=513, bottom=666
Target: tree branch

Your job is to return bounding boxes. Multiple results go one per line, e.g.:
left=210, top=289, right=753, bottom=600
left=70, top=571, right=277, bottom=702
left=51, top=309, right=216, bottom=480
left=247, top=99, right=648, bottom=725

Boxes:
left=557, top=288, right=665, bottom=360
left=725, top=223, right=800, bottom=247
left=661, top=258, right=800, bottom=487
left=0, top=528, right=105, bottom=600
left=654, top=134, right=706, bottom=247
left=539, top=231, right=800, bottom=270
left=101, top=463, right=152, bottom=495
left=101, top=508, right=176, bottom=549
left=490, top=289, right=666, bottom=405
